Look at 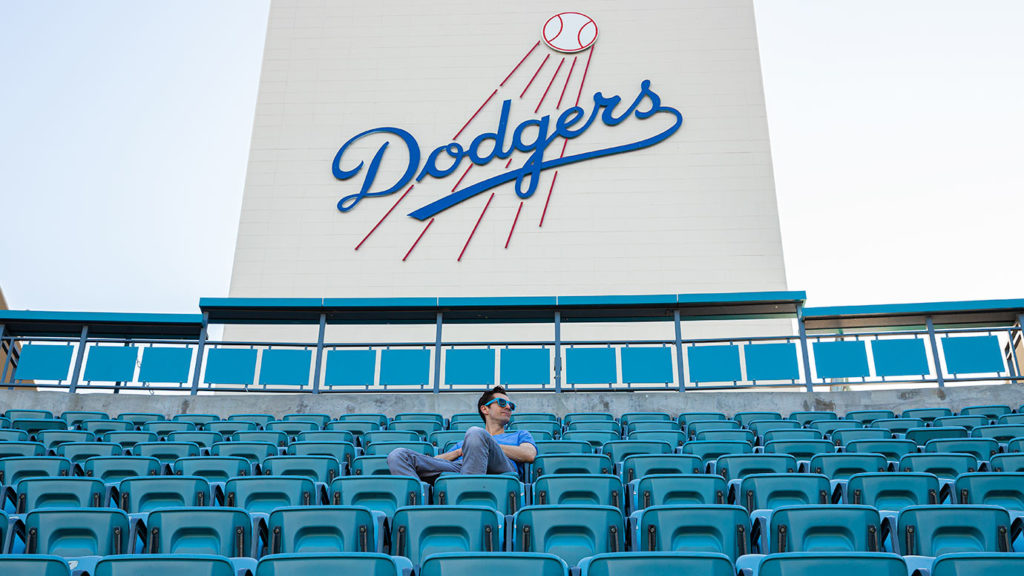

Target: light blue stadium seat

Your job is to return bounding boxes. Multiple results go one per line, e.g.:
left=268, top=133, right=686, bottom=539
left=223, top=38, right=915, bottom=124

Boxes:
left=632, top=474, right=728, bottom=510
left=116, top=413, right=163, bottom=427
left=233, top=431, right=288, bottom=447
left=433, top=474, right=524, bottom=514
left=80, top=419, right=132, bottom=435
left=807, top=454, right=888, bottom=479
left=601, top=441, right=671, bottom=463
left=267, top=421, right=320, bottom=440
left=624, top=421, right=678, bottom=435
left=677, top=412, right=727, bottom=426
left=391, top=505, right=503, bottom=566
left=765, top=505, right=882, bottom=553
left=171, top=414, right=220, bottom=428
left=13, top=477, right=106, bottom=512
left=428, top=431, right=467, bottom=449
left=166, top=431, right=223, bottom=448
left=735, top=473, right=831, bottom=512
left=895, top=505, right=1012, bottom=555
left=790, top=411, right=838, bottom=425
left=972, top=425, right=1024, bottom=444
left=0, top=556, right=70, bottom=576
left=998, top=414, right=1024, bottom=425
left=507, top=421, right=560, bottom=439
left=578, top=551, right=734, bottom=576
left=286, top=441, right=355, bottom=471
left=331, top=476, right=426, bottom=518
left=262, top=455, right=340, bottom=483
left=83, top=456, right=160, bottom=484
left=11, top=419, right=68, bottom=438
left=363, top=431, right=420, bottom=446
left=132, top=442, right=200, bottom=466
left=56, top=442, right=121, bottom=467
left=749, top=420, right=801, bottom=437
left=267, top=505, right=379, bottom=554
left=831, top=428, right=890, bottom=446
left=566, top=421, right=621, bottom=434
left=351, top=456, right=392, bottom=476
left=0, top=457, right=71, bottom=487
left=118, top=476, right=211, bottom=514
left=924, top=438, right=998, bottom=460
left=695, top=429, right=757, bottom=444
left=421, top=552, right=568, bottom=576
left=620, top=413, right=671, bottom=427
left=626, top=431, right=687, bottom=448
left=0, top=430, right=30, bottom=442
left=989, top=454, right=1024, bottom=472
left=562, top=431, right=620, bottom=450
left=531, top=454, right=613, bottom=479
left=809, top=419, right=861, bottom=435
left=952, top=472, right=1024, bottom=511
left=901, top=408, right=952, bottom=423
left=211, top=441, right=278, bottom=465
left=680, top=441, right=752, bottom=469
left=172, top=456, right=250, bottom=482
left=6, top=410, right=54, bottom=421
left=534, top=441, right=592, bottom=455
left=327, top=419, right=384, bottom=441
left=632, top=504, right=750, bottom=558
left=229, top=414, right=275, bottom=427
left=928, top=552, right=1024, bottom=576
left=870, top=418, right=924, bottom=436
left=102, top=431, right=158, bottom=450
left=762, top=430, right=822, bottom=443
left=844, top=472, right=939, bottom=510
left=905, top=426, right=968, bottom=446
left=36, top=430, right=93, bottom=450
left=845, top=410, right=894, bottom=424
left=387, top=420, right=443, bottom=438
left=620, top=454, right=701, bottom=484
left=509, top=413, right=558, bottom=424
left=533, top=474, right=625, bottom=510
left=513, top=505, right=625, bottom=565
left=897, top=453, right=978, bottom=480
left=735, top=412, right=782, bottom=427
left=337, top=414, right=389, bottom=427
left=564, top=413, right=615, bottom=426
left=752, top=552, right=906, bottom=576
left=449, top=413, right=481, bottom=426
left=363, top=441, right=435, bottom=457
left=716, top=454, right=797, bottom=482
left=845, top=439, right=917, bottom=462
left=0, top=442, right=46, bottom=459
left=144, top=507, right=253, bottom=557
left=934, top=415, right=988, bottom=430
left=297, top=430, right=354, bottom=444
left=686, top=420, right=740, bottom=437
left=142, top=420, right=195, bottom=437
left=447, top=421, right=479, bottom=432
left=224, top=476, right=319, bottom=514
left=93, top=554, right=238, bottom=576
left=206, top=420, right=259, bottom=435
left=283, top=413, right=333, bottom=428
left=959, top=405, right=1012, bottom=422
left=24, top=508, right=131, bottom=573
left=254, top=552, right=411, bottom=576
left=763, top=440, right=835, bottom=460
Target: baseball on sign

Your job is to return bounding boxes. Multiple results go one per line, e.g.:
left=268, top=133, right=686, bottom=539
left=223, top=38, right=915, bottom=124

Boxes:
left=542, top=12, right=598, bottom=53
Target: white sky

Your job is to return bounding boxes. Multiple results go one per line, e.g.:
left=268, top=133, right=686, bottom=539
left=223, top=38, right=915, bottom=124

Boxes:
left=1, top=1, right=1022, bottom=314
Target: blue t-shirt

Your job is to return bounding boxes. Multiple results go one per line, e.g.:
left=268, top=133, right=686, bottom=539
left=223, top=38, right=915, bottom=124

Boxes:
left=452, top=429, right=537, bottom=478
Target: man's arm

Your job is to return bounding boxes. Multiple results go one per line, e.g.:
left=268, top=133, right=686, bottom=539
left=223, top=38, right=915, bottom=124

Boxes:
left=500, top=442, right=537, bottom=463
left=437, top=448, right=463, bottom=461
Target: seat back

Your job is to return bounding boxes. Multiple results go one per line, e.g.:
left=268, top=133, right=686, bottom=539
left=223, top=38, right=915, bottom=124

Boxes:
left=680, top=441, right=752, bottom=465
left=267, top=505, right=376, bottom=554
left=677, top=412, right=727, bottom=426
left=533, top=474, right=625, bottom=510
left=634, top=474, right=728, bottom=509
left=531, top=454, right=613, bottom=478
left=972, top=424, right=1024, bottom=443
left=734, top=412, right=782, bottom=427
left=715, top=455, right=797, bottom=481
left=620, top=454, right=701, bottom=483
left=81, top=419, right=132, bottom=434
left=116, top=412, right=164, bottom=427
left=171, top=414, right=220, bottom=428
left=845, top=439, right=917, bottom=461
left=566, top=421, right=621, bottom=434
left=0, top=441, right=46, bottom=459
left=119, top=476, right=211, bottom=513
left=934, top=415, right=988, bottom=430
left=172, top=456, right=250, bottom=482
left=762, top=430, right=823, bottom=443
left=223, top=476, right=318, bottom=514
left=24, top=508, right=130, bottom=556
left=789, top=412, right=838, bottom=425
left=146, top=507, right=253, bottom=556
left=287, top=441, right=355, bottom=469
left=845, top=410, right=894, bottom=424
left=132, top=442, right=201, bottom=465
left=959, top=405, right=1012, bottom=421
left=507, top=421, right=560, bottom=438
left=624, top=421, right=678, bottom=435
left=736, top=473, right=831, bottom=512
left=807, top=454, right=888, bottom=479
left=953, top=472, right=1024, bottom=510
left=686, top=420, right=740, bottom=437
left=831, top=429, right=889, bottom=446
left=254, top=552, right=407, bottom=576
left=898, top=453, right=978, bottom=480
left=61, top=411, right=108, bottom=428
left=809, top=420, right=861, bottom=435
left=897, top=505, right=1012, bottom=555
left=142, top=420, right=196, bottom=437
left=578, top=552, right=734, bottom=576
left=626, top=431, right=687, bottom=447
left=635, top=504, right=750, bottom=559
left=905, top=426, right=967, bottom=446
left=534, top=441, right=592, bottom=455
left=0, top=556, right=71, bottom=576
left=901, top=408, right=952, bottom=423
left=15, top=477, right=106, bottom=512
left=336, top=413, right=389, bottom=427
left=421, top=552, right=569, bottom=576
left=331, top=476, right=424, bottom=517
left=755, top=553, right=906, bottom=576
left=749, top=420, right=801, bottom=436
left=562, top=431, right=620, bottom=449
left=233, top=431, right=289, bottom=447
left=363, top=430, right=419, bottom=446
left=845, top=473, right=939, bottom=510
left=166, top=431, right=223, bottom=448
left=929, top=553, right=1024, bottom=576
left=514, top=505, right=625, bottom=566
left=0, top=456, right=71, bottom=485
left=989, top=454, right=1024, bottom=472
left=870, top=418, right=924, bottom=435
left=363, top=441, right=435, bottom=457
left=762, top=440, right=835, bottom=460
left=37, top=430, right=94, bottom=449
left=351, top=456, right=392, bottom=476
left=387, top=419, right=443, bottom=437
left=769, top=505, right=882, bottom=553
left=56, top=442, right=121, bottom=466
left=206, top=420, right=259, bottom=435
left=620, top=413, right=671, bottom=427
left=93, top=555, right=237, bottom=576
left=433, top=474, right=523, bottom=514
left=695, top=429, right=756, bottom=444
left=84, top=456, right=161, bottom=483
left=211, top=441, right=278, bottom=464
left=924, top=438, right=999, bottom=460
left=103, top=431, right=159, bottom=449
left=391, top=505, right=503, bottom=566
left=283, top=413, right=333, bottom=428
left=601, top=441, right=672, bottom=463
left=263, top=455, right=340, bottom=483
left=564, top=413, right=614, bottom=425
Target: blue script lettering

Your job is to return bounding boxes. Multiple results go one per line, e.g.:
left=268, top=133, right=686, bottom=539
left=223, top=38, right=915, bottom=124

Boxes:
left=332, top=127, right=420, bottom=212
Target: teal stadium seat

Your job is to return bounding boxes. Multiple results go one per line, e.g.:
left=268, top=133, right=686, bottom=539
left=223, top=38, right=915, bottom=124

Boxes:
left=972, top=424, right=1024, bottom=443
left=533, top=441, right=592, bottom=455
left=566, top=421, right=621, bottom=434
left=211, top=441, right=278, bottom=465
left=959, top=405, right=1012, bottom=422
left=433, top=474, right=524, bottom=514
left=81, top=420, right=132, bottom=435
left=601, top=441, right=672, bottom=463
left=234, top=431, right=288, bottom=447
left=715, top=454, right=797, bottom=482
left=166, top=431, right=222, bottom=448
left=0, top=430, right=30, bottom=442
left=762, top=440, right=835, bottom=460
left=36, top=430, right=93, bottom=449
left=0, top=556, right=70, bottom=576
left=206, top=420, right=259, bottom=435
left=989, top=454, right=1024, bottom=472
left=336, top=414, right=389, bottom=427
left=897, top=453, right=978, bottom=480
left=807, top=454, right=888, bottom=479
left=809, top=419, right=861, bottom=435
left=620, top=454, right=702, bottom=483
left=924, top=438, right=998, bottom=460
left=626, top=431, right=686, bottom=447
left=870, top=418, right=924, bottom=436
left=266, top=505, right=379, bottom=553
left=262, top=455, right=340, bottom=483
left=61, top=412, right=107, bottom=428
left=686, top=420, right=740, bottom=437
left=24, top=508, right=130, bottom=564
left=633, top=504, right=750, bottom=558
left=387, top=420, right=443, bottom=438
left=562, top=431, right=619, bottom=450
left=928, top=552, right=1024, bottom=576
left=531, top=454, right=613, bottom=479
left=762, top=429, right=822, bottom=443
left=632, top=474, right=728, bottom=509
left=420, top=552, right=568, bottom=576
left=287, top=441, right=355, bottom=471
left=92, top=555, right=237, bottom=576
left=12, top=418, right=68, bottom=437
left=533, top=474, right=625, bottom=510
left=753, top=552, right=906, bottom=576
left=351, top=456, right=392, bottom=476
left=578, top=552, right=734, bottom=576
left=142, top=420, right=195, bottom=437
left=224, top=476, right=319, bottom=514
left=624, top=421, right=678, bottom=435
left=749, top=420, right=801, bottom=437
left=564, top=413, right=615, bottom=425
left=845, top=410, right=894, bottom=424
left=14, top=477, right=106, bottom=512
left=103, top=431, right=158, bottom=450
left=734, top=412, right=782, bottom=427
left=6, top=410, right=54, bottom=420
left=509, top=412, right=558, bottom=424
left=831, top=429, right=889, bottom=446
left=952, top=472, right=1024, bottom=510
left=844, top=472, right=939, bottom=509
left=0, top=442, right=46, bottom=459
left=171, top=414, right=220, bottom=428
left=254, top=552, right=411, bottom=576
left=144, top=507, right=253, bottom=557
left=330, top=476, right=425, bottom=517
left=677, top=412, right=727, bottom=426
left=766, top=505, right=882, bottom=553
left=736, top=474, right=830, bottom=512
left=513, top=505, right=625, bottom=565
left=84, top=456, right=160, bottom=484
left=934, top=415, right=988, bottom=430
left=905, top=426, right=968, bottom=446
left=132, top=442, right=200, bottom=466
left=297, top=430, right=355, bottom=444
left=364, top=441, right=435, bottom=457
left=507, top=421, right=559, bottom=439
left=680, top=441, right=752, bottom=469
left=428, top=431, right=467, bottom=449
left=902, top=408, right=952, bottom=422
left=118, top=476, right=211, bottom=513
left=620, top=413, right=672, bottom=427
left=283, top=413, right=333, bottom=428
left=56, top=442, right=121, bottom=467
left=116, top=413, right=163, bottom=427
left=172, top=456, right=250, bottom=482
left=790, top=411, right=838, bottom=425
left=695, top=429, right=756, bottom=444
left=896, top=505, right=1013, bottom=555
left=391, top=505, right=503, bottom=566
left=998, top=413, right=1024, bottom=425
left=0, top=456, right=71, bottom=486
left=362, top=430, right=419, bottom=446
left=845, top=439, right=917, bottom=462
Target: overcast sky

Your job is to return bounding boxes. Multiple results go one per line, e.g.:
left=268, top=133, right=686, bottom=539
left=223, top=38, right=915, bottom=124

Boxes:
left=1, top=1, right=1022, bottom=313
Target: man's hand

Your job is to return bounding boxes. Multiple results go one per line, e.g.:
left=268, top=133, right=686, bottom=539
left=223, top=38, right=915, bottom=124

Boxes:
left=437, top=448, right=463, bottom=461
left=499, top=442, right=537, bottom=464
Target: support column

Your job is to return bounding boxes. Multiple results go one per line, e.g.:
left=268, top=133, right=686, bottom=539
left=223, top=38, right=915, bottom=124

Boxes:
left=553, top=311, right=562, bottom=393
left=189, top=312, right=209, bottom=395
left=432, top=312, right=443, bottom=393
left=674, top=310, right=686, bottom=391
left=311, top=313, right=327, bottom=394
left=926, top=316, right=945, bottom=388
left=68, top=325, right=89, bottom=393
left=796, top=305, right=814, bottom=392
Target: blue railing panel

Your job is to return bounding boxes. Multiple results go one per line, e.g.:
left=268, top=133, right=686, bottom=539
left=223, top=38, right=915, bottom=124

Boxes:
left=203, top=348, right=257, bottom=385
left=744, top=343, right=800, bottom=381
left=813, top=340, right=870, bottom=379
left=380, top=349, right=431, bottom=386
left=138, top=347, right=193, bottom=383
left=14, top=344, right=74, bottom=381
left=258, top=349, right=312, bottom=386
left=499, top=348, right=550, bottom=386
left=566, top=347, right=617, bottom=385
left=620, top=346, right=673, bottom=384
left=83, top=346, right=138, bottom=382
left=324, top=349, right=376, bottom=387
left=871, top=339, right=930, bottom=377
left=444, top=348, right=495, bottom=386
left=688, top=344, right=742, bottom=383
left=941, top=335, right=1005, bottom=374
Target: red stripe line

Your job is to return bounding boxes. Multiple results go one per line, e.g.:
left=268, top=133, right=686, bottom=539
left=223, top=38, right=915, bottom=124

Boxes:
left=520, top=54, right=550, bottom=99
left=560, top=138, right=568, bottom=158
left=505, top=156, right=514, bottom=169
left=451, top=164, right=473, bottom=192
left=500, top=41, right=540, bottom=87
left=539, top=171, right=558, bottom=227
left=402, top=218, right=434, bottom=262
left=556, top=57, right=577, bottom=109
left=457, top=193, right=494, bottom=262
left=534, top=57, right=565, bottom=113
left=453, top=89, right=498, bottom=141
left=355, top=185, right=414, bottom=250
left=574, top=46, right=594, bottom=107
left=505, top=201, right=524, bottom=249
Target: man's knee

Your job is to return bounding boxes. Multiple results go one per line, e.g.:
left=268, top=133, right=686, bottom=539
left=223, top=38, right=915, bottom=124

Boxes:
left=463, top=426, right=488, bottom=447
left=387, top=447, right=412, bottom=471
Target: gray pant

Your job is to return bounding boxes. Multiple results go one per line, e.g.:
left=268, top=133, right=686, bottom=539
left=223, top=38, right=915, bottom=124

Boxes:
left=387, top=426, right=518, bottom=483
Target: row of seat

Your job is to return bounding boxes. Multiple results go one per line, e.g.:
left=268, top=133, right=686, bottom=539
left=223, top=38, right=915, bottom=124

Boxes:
left=4, top=551, right=1022, bottom=576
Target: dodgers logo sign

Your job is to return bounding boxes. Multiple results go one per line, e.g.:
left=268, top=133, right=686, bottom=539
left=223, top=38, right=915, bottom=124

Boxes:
left=332, top=13, right=683, bottom=260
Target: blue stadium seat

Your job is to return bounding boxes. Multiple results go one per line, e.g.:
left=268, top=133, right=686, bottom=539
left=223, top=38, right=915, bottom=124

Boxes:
left=142, top=420, right=195, bottom=437
left=952, top=472, right=1024, bottom=511
left=989, top=454, right=1024, bottom=472
left=765, top=505, right=882, bottom=553
left=998, top=414, right=1024, bottom=425
left=80, top=419, right=132, bottom=435
left=533, top=474, right=625, bottom=510
left=166, top=431, right=222, bottom=449
left=897, top=453, right=978, bottom=480
left=564, top=413, right=615, bottom=426
left=762, top=430, right=822, bottom=443
left=901, top=408, right=952, bottom=423
left=297, top=430, right=355, bottom=444
left=578, top=551, right=734, bottom=576
left=13, top=477, right=106, bottom=512
left=266, top=505, right=379, bottom=553
left=807, top=454, right=888, bottom=479
left=116, top=413, right=163, bottom=427
left=60, top=411, right=109, bottom=428
left=763, top=440, right=835, bottom=460
left=283, top=413, right=333, bottom=428
left=533, top=441, right=592, bottom=455
left=870, top=418, right=924, bottom=436
left=695, top=429, right=757, bottom=444
left=844, top=472, right=939, bottom=509
left=92, top=554, right=238, bottom=576
left=790, top=411, right=838, bottom=425
left=845, top=410, right=894, bottom=424
left=0, top=556, right=70, bottom=576
left=206, top=420, right=259, bottom=435
left=677, top=412, right=727, bottom=426
left=632, top=505, right=750, bottom=558
left=224, top=476, right=320, bottom=514
left=421, top=552, right=568, bottom=576
left=330, top=476, right=426, bottom=517
left=6, top=410, right=54, bottom=420
left=0, top=430, right=30, bottom=442
left=752, top=552, right=906, bottom=576
left=972, top=424, right=1024, bottom=443
left=83, top=456, right=160, bottom=484
left=905, top=426, right=968, bottom=446
left=623, top=421, right=678, bottom=435
left=211, top=441, right=278, bottom=465
left=845, top=439, right=917, bottom=462
left=686, top=420, right=740, bottom=437
left=118, top=476, right=211, bottom=514
left=0, top=457, right=71, bottom=487
left=286, top=441, right=355, bottom=472
left=620, top=413, right=672, bottom=427
left=254, top=552, right=411, bottom=576
left=233, top=431, right=288, bottom=447
left=36, top=430, right=93, bottom=450
left=391, top=505, right=503, bottom=566
left=363, top=441, right=435, bottom=457
left=566, top=421, right=621, bottom=434
left=531, top=454, right=613, bottom=479
left=632, top=474, right=728, bottom=510
left=895, top=505, right=1013, bottom=555
left=562, top=431, right=620, bottom=450
left=830, top=429, right=890, bottom=446
left=625, top=431, right=686, bottom=447
left=734, top=412, right=782, bottom=427
left=749, top=420, right=801, bottom=437
left=508, top=421, right=560, bottom=439
left=231, top=414, right=273, bottom=428
left=428, top=431, right=467, bottom=449
left=102, top=431, right=158, bottom=450
left=736, top=474, right=831, bottom=512
left=447, top=421, right=480, bottom=432
left=959, top=405, right=1012, bottom=422
left=351, top=456, right=392, bottom=476
left=0, top=442, right=46, bottom=459
left=11, top=418, right=68, bottom=438
left=924, top=438, right=999, bottom=460
left=601, top=441, right=672, bottom=463
left=387, top=420, right=443, bottom=438
left=171, top=414, right=219, bottom=428
left=513, top=505, right=625, bottom=565
left=716, top=454, right=797, bottom=482
left=24, top=508, right=131, bottom=573
left=934, top=415, right=988, bottom=430
left=144, top=507, right=253, bottom=557
left=262, top=455, right=340, bottom=483
left=680, top=441, right=752, bottom=470
left=620, top=454, right=702, bottom=483
left=55, top=442, right=121, bottom=467
left=172, top=456, right=250, bottom=482
left=509, top=413, right=558, bottom=424
left=433, top=474, right=524, bottom=514
left=336, top=414, right=389, bottom=427
left=362, top=430, right=420, bottom=446
left=809, top=419, right=861, bottom=435
left=927, top=552, right=1024, bottom=576
left=132, top=442, right=200, bottom=466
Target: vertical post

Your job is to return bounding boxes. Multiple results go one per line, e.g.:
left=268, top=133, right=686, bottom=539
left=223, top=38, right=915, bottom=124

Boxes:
left=553, top=311, right=562, bottom=392
left=311, top=313, right=327, bottom=394
left=926, top=316, right=945, bottom=388
left=432, top=312, right=443, bottom=394
left=674, top=309, right=686, bottom=391
left=189, top=312, right=210, bottom=396
left=0, top=323, right=9, bottom=385
left=68, top=325, right=89, bottom=393
left=796, top=305, right=814, bottom=392
left=1012, top=314, right=1024, bottom=382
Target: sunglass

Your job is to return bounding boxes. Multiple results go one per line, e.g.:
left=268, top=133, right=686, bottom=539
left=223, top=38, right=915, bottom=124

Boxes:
left=483, top=398, right=516, bottom=411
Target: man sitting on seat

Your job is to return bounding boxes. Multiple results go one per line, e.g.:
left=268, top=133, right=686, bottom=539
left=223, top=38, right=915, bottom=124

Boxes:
left=387, top=385, right=536, bottom=482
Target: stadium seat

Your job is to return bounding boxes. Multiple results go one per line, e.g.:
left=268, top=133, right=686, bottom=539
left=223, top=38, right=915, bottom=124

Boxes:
left=534, top=441, right=592, bottom=455
left=905, top=426, right=968, bottom=446
left=391, top=505, right=503, bottom=566
left=620, top=413, right=672, bottom=427
left=81, top=419, right=132, bottom=435
left=118, top=476, right=211, bottom=514
left=6, top=410, right=54, bottom=420
left=428, top=430, right=467, bottom=449
left=989, top=454, right=1024, bottom=472
left=507, top=421, right=560, bottom=439
left=625, top=430, right=685, bottom=447
left=330, top=476, right=426, bottom=517
left=172, top=456, right=250, bottom=482
left=0, top=441, right=46, bottom=459
left=144, top=507, right=254, bottom=557
left=749, top=420, right=801, bottom=437
left=566, top=421, right=621, bottom=434
left=0, top=430, right=30, bottom=442
left=578, top=551, right=734, bottom=576
left=677, top=412, right=727, bottom=426
left=959, top=405, right=1012, bottom=422
left=752, top=552, right=906, bottom=576
left=763, top=440, right=835, bottom=460
left=844, top=472, right=939, bottom=510
left=132, top=442, right=201, bottom=466
left=952, top=472, right=1024, bottom=510
left=166, top=431, right=222, bottom=448
left=845, top=410, right=894, bottom=424
left=632, top=504, right=750, bottom=558
left=562, top=431, right=620, bottom=450
left=351, top=455, right=392, bottom=476
left=513, top=505, right=625, bottom=565
left=927, top=552, right=1024, bottom=576
left=286, top=441, right=355, bottom=471
left=0, top=456, right=71, bottom=486
left=844, top=439, right=917, bottom=462
left=92, top=554, right=239, bottom=576
left=297, top=430, right=354, bottom=444
left=171, top=414, right=219, bottom=428
left=895, top=505, right=1013, bottom=555
left=736, top=473, right=831, bottom=512
left=11, top=418, right=68, bottom=437
left=56, top=442, right=121, bottom=467
left=224, top=476, right=320, bottom=514
left=809, top=419, right=862, bottom=435
left=934, top=415, right=988, bottom=430
left=764, top=505, right=882, bottom=553
left=807, top=454, right=888, bottom=479
left=716, top=454, right=797, bottom=482
left=262, top=455, right=340, bottom=483
left=972, top=424, right=1024, bottom=443
left=790, top=411, right=838, bottom=425
left=13, top=477, right=107, bottom=512
left=686, top=420, right=740, bottom=437
left=266, top=505, right=380, bottom=553
left=924, top=438, right=998, bottom=460
left=24, top=508, right=131, bottom=572
left=601, top=441, right=672, bottom=463
left=509, top=412, right=558, bottom=424
left=447, top=421, right=479, bottom=432
left=433, top=474, right=524, bottom=514
left=632, top=474, right=728, bottom=509
left=623, top=421, right=678, bottom=435
left=283, top=413, right=333, bottom=428
left=0, top=556, right=70, bottom=576
left=620, top=454, right=702, bottom=483
left=734, top=412, right=782, bottom=427
left=336, top=413, right=389, bottom=427
left=363, top=441, right=435, bottom=457
left=901, top=408, right=952, bottom=423
left=229, top=414, right=272, bottom=428
left=387, top=420, right=443, bottom=438
left=531, top=454, right=613, bottom=479
left=831, top=429, right=890, bottom=446
left=533, top=474, right=625, bottom=510
left=211, top=441, right=279, bottom=465
left=564, top=413, right=615, bottom=425
left=762, top=430, right=822, bottom=443
left=234, top=431, right=289, bottom=447
left=362, top=430, right=420, bottom=446
left=254, top=552, right=411, bottom=576
left=116, top=413, right=163, bottom=427
left=680, top=441, right=752, bottom=470
left=695, top=429, right=757, bottom=444
left=83, top=456, right=161, bottom=484
left=897, top=453, right=978, bottom=480
left=870, top=418, right=924, bottom=436
left=998, top=413, right=1024, bottom=425
left=36, top=430, right=93, bottom=450
left=102, top=431, right=159, bottom=450
left=206, top=420, right=259, bottom=435
left=142, top=420, right=195, bottom=437
left=421, top=552, right=568, bottom=576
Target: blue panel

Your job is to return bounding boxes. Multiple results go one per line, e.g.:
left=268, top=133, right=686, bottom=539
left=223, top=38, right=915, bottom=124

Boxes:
left=813, top=340, right=870, bottom=379
left=203, top=348, right=257, bottom=385
left=744, top=343, right=800, bottom=381
left=324, top=349, right=376, bottom=387
left=138, top=347, right=193, bottom=383
left=871, top=339, right=930, bottom=377
left=444, top=349, right=495, bottom=386
left=688, top=345, right=742, bottom=383
left=380, top=349, right=431, bottom=387
left=258, top=349, right=312, bottom=386
left=942, top=335, right=1005, bottom=374
left=621, top=347, right=673, bottom=383
left=499, top=348, right=550, bottom=386
left=83, top=346, right=138, bottom=382
left=566, top=347, right=617, bottom=385
left=14, top=344, right=74, bottom=381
